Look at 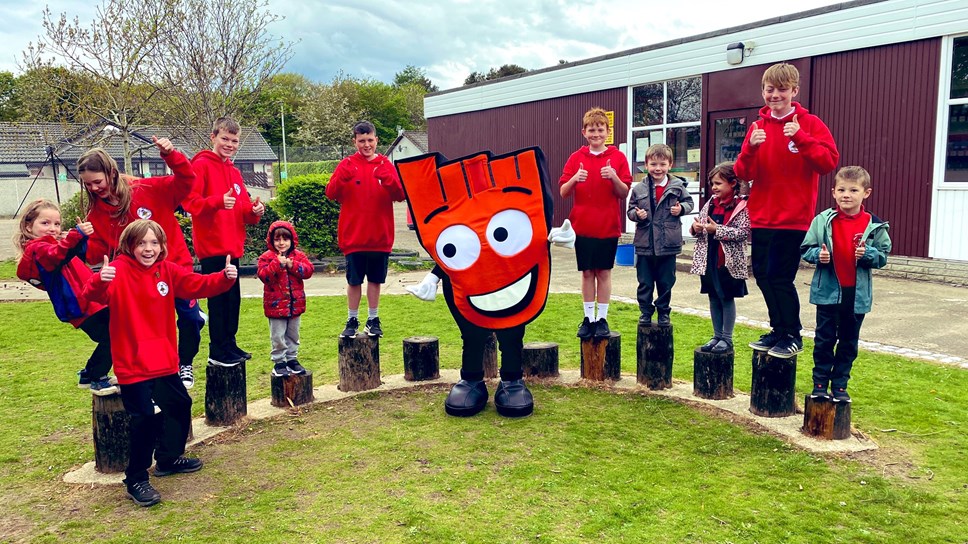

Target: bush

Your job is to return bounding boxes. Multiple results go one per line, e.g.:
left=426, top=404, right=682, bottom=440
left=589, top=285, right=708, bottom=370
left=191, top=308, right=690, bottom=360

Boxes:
left=274, top=160, right=341, bottom=186
left=244, top=202, right=282, bottom=261
left=273, top=173, right=341, bottom=258
left=58, top=192, right=84, bottom=231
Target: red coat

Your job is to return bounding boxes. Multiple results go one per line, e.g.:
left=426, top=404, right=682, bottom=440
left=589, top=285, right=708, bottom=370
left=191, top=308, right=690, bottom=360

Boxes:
left=85, top=150, right=195, bottom=270
left=734, top=102, right=839, bottom=231
left=82, top=254, right=233, bottom=385
left=325, top=152, right=405, bottom=254
left=559, top=146, right=633, bottom=238
left=256, top=221, right=314, bottom=318
left=17, top=228, right=106, bottom=328
left=184, top=150, right=261, bottom=259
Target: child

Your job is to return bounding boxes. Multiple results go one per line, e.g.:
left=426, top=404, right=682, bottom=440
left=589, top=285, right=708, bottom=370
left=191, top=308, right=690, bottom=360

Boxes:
left=256, top=221, right=314, bottom=377
left=689, top=163, right=750, bottom=353
left=82, top=219, right=237, bottom=507
left=627, top=144, right=694, bottom=326
left=79, top=136, right=206, bottom=390
left=735, top=62, right=839, bottom=358
left=184, top=117, right=266, bottom=366
left=14, top=199, right=116, bottom=395
left=801, top=166, right=890, bottom=402
left=325, top=120, right=405, bottom=338
left=559, top=107, right=633, bottom=339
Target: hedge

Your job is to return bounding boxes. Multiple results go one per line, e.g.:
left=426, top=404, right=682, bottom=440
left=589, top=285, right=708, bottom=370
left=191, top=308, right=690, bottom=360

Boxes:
left=274, top=160, right=341, bottom=186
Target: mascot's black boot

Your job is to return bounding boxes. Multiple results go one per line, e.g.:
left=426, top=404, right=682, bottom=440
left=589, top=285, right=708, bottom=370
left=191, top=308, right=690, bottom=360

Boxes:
left=444, top=380, right=488, bottom=417
left=494, top=379, right=534, bottom=418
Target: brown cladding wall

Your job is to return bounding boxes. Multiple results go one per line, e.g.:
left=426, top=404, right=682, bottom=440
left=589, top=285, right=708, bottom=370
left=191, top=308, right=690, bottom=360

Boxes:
left=810, top=38, right=940, bottom=258
left=427, top=88, right=628, bottom=226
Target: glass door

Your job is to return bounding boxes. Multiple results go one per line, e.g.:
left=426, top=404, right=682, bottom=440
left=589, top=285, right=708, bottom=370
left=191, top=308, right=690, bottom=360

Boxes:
left=703, top=108, right=760, bottom=202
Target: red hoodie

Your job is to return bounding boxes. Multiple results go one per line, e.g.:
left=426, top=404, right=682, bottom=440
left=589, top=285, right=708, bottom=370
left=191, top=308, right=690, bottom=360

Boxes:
left=559, top=146, right=633, bottom=238
left=257, top=221, right=314, bottom=318
left=82, top=254, right=233, bottom=385
left=184, top=149, right=261, bottom=259
left=325, top=152, right=405, bottom=254
left=85, top=150, right=196, bottom=269
left=734, top=102, right=839, bottom=231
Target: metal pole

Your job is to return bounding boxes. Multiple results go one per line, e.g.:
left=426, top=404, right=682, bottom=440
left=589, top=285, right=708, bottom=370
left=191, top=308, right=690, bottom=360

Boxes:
left=280, top=102, right=288, bottom=182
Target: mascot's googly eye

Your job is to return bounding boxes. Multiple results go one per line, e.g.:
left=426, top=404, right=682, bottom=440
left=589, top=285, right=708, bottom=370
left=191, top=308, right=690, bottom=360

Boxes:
left=486, top=209, right=532, bottom=257
left=435, top=224, right=480, bottom=271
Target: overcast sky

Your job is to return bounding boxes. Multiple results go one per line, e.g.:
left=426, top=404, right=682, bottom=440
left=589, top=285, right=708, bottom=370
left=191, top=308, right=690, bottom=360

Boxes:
left=1, top=0, right=842, bottom=91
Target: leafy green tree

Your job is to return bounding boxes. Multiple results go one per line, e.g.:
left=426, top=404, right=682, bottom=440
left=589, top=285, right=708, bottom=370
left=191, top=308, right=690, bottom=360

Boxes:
left=251, top=72, right=312, bottom=149
left=272, top=173, right=340, bottom=257
left=352, top=79, right=412, bottom=144
left=0, top=71, right=23, bottom=121
left=393, top=65, right=438, bottom=93
left=464, top=64, right=529, bottom=86
left=293, top=73, right=360, bottom=152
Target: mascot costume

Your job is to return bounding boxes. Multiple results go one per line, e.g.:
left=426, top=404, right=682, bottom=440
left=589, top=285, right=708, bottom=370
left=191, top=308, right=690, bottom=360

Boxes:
left=397, top=147, right=573, bottom=417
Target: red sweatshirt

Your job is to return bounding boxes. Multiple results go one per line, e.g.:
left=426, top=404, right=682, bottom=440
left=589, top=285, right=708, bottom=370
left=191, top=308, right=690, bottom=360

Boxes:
left=832, top=207, right=870, bottom=288
left=184, top=150, right=261, bottom=259
left=325, top=152, right=405, bottom=254
left=85, top=150, right=196, bottom=270
left=82, top=254, right=233, bottom=385
left=17, top=228, right=106, bottom=328
left=734, top=102, right=839, bottom=231
left=559, top=146, right=633, bottom=238
left=257, top=221, right=314, bottom=318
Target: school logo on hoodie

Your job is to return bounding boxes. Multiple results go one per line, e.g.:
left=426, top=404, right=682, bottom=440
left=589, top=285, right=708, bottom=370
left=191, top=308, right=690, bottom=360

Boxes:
left=137, top=207, right=153, bottom=219
left=234, top=183, right=242, bottom=195
left=157, top=281, right=169, bottom=297
left=788, top=141, right=799, bottom=154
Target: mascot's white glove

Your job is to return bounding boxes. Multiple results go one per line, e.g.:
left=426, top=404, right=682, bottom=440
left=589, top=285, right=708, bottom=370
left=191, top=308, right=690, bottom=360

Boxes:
left=547, top=218, right=576, bottom=249
left=406, top=272, right=440, bottom=301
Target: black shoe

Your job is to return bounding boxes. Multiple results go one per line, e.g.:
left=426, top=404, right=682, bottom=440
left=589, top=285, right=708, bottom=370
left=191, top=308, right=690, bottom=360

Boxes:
left=749, top=330, right=783, bottom=351
left=271, top=362, right=293, bottom=377
left=125, top=479, right=161, bottom=507
left=810, top=384, right=830, bottom=399
left=638, top=314, right=652, bottom=325
left=767, top=335, right=803, bottom=359
left=493, top=379, right=534, bottom=418
left=77, top=369, right=91, bottom=389
left=594, top=318, right=611, bottom=338
left=831, top=388, right=851, bottom=403
left=699, top=337, right=721, bottom=352
left=207, top=356, right=244, bottom=368
left=709, top=340, right=732, bottom=354
left=364, top=317, right=383, bottom=337
left=229, top=345, right=252, bottom=361
left=657, top=312, right=671, bottom=326
left=444, top=380, right=488, bottom=417
left=286, top=360, right=307, bottom=374
left=154, top=456, right=203, bottom=477
left=576, top=317, right=593, bottom=339
left=340, top=317, right=360, bottom=338
left=178, top=365, right=195, bottom=389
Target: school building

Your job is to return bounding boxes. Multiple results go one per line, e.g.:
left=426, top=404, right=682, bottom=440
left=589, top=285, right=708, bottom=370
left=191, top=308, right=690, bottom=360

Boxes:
left=423, top=0, right=968, bottom=262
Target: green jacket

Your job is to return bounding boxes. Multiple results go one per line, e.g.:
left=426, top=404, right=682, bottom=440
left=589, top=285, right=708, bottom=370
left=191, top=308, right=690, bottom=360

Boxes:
left=801, top=208, right=891, bottom=314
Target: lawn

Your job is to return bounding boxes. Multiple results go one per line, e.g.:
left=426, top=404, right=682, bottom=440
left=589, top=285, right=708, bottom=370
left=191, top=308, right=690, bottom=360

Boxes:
left=0, top=294, right=964, bottom=543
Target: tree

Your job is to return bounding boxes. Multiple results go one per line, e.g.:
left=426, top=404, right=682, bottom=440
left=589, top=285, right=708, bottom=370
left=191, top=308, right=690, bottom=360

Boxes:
left=251, top=72, right=313, bottom=149
left=464, top=64, right=529, bottom=86
left=393, top=65, right=438, bottom=93
left=293, top=73, right=360, bottom=152
left=0, top=72, right=23, bottom=122
left=353, top=79, right=413, bottom=144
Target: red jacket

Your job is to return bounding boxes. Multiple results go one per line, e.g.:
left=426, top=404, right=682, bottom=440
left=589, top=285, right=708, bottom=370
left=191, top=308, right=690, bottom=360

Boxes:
left=257, top=221, right=314, bottom=318
left=184, top=150, right=261, bottom=259
left=82, top=254, right=233, bottom=385
left=325, top=152, right=405, bottom=254
left=85, top=150, right=196, bottom=269
left=17, top=228, right=106, bottom=328
left=734, top=102, right=839, bottom=231
left=559, top=146, right=633, bottom=238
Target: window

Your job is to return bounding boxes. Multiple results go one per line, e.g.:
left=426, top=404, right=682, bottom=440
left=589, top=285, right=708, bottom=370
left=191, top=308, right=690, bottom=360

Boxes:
left=630, top=76, right=702, bottom=184
left=944, top=36, right=968, bottom=182
left=149, top=162, right=167, bottom=177
left=237, top=162, right=255, bottom=173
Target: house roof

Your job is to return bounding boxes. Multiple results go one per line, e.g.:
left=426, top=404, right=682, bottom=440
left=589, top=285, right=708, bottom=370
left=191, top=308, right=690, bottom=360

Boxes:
left=385, top=130, right=429, bottom=156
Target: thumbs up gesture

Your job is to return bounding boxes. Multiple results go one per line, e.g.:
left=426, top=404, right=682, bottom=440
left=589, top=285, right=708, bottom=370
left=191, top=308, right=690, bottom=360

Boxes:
left=223, top=255, right=238, bottom=280
left=252, top=196, right=265, bottom=216
left=819, top=243, right=831, bottom=264
left=600, top=159, right=615, bottom=180
left=76, top=217, right=94, bottom=236
left=670, top=201, right=683, bottom=217
left=749, top=121, right=766, bottom=146
left=783, top=114, right=800, bottom=138
left=152, top=135, right=174, bottom=155
left=100, top=256, right=116, bottom=282
left=548, top=218, right=576, bottom=249
left=574, top=162, right=588, bottom=183
left=223, top=188, right=237, bottom=210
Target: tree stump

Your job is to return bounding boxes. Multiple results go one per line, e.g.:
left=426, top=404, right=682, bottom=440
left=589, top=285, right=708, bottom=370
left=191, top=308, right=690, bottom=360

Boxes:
left=205, top=362, right=248, bottom=426
left=483, top=332, right=498, bottom=380
left=522, top=342, right=559, bottom=378
left=580, top=332, right=621, bottom=381
left=403, top=336, right=440, bottom=381
left=636, top=323, right=674, bottom=390
left=270, top=371, right=315, bottom=408
left=338, top=335, right=381, bottom=392
left=92, top=393, right=129, bottom=473
left=802, top=395, right=852, bottom=440
left=693, top=347, right=734, bottom=400
left=749, top=351, right=797, bottom=417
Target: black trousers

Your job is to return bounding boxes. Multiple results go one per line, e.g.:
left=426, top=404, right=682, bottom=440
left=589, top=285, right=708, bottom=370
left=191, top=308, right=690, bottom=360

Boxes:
left=751, top=228, right=806, bottom=338
left=635, top=254, right=677, bottom=317
left=200, top=256, right=240, bottom=360
left=119, top=373, right=192, bottom=483
left=175, top=297, right=205, bottom=367
left=79, top=307, right=112, bottom=379
left=452, top=310, right=525, bottom=382
left=812, top=287, right=866, bottom=390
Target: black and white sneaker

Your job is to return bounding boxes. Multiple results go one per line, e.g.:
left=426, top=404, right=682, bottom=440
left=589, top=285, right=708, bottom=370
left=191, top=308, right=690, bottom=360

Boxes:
left=340, top=317, right=360, bottom=338
left=125, top=479, right=161, bottom=507
left=90, top=377, right=119, bottom=396
left=179, top=365, right=195, bottom=389
left=286, top=360, right=307, bottom=375
left=208, top=357, right=243, bottom=368
left=749, top=330, right=783, bottom=351
left=364, top=317, right=383, bottom=337
left=77, top=369, right=91, bottom=389
left=831, top=388, right=851, bottom=403
left=767, top=335, right=803, bottom=359
left=271, top=363, right=292, bottom=377
left=810, top=384, right=830, bottom=399
left=154, top=456, right=203, bottom=477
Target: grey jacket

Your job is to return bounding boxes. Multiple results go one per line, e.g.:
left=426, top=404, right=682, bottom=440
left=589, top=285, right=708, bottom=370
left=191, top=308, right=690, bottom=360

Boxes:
left=626, top=175, right=694, bottom=256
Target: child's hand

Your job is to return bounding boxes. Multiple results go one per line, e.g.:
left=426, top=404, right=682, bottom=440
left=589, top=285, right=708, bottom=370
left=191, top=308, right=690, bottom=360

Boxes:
left=100, top=256, right=116, bottom=282
left=703, top=217, right=719, bottom=234
left=635, top=207, right=648, bottom=220
left=600, top=160, right=615, bottom=180
left=223, top=188, right=236, bottom=210
left=573, top=163, right=588, bottom=183
left=152, top=135, right=174, bottom=155
left=749, top=122, right=766, bottom=146
left=690, top=218, right=703, bottom=235
left=74, top=217, right=94, bottom=236
left=855, top=243, right=866, bottom=260
left=670, top=201, right=682, bottom=216
left=252, top=196, right=265, bottom=216
left=783, top=114, right=800, bottom=138
left=223, top=255, right=238, bottom=280
left=819, top=243, right=831, bottom=264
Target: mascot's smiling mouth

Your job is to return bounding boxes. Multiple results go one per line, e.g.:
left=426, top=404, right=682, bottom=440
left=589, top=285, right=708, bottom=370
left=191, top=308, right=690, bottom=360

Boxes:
left=467, top=265, right=538, bottom=318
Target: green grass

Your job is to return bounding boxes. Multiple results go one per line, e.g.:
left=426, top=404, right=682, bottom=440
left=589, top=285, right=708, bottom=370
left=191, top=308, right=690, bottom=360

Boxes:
left=0, top=294, right=965, bottom=543
left=0, top=259, right=16, bottom=280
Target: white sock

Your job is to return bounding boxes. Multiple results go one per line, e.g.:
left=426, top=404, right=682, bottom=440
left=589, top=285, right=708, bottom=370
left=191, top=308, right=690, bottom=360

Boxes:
left=597, top=303, right=609, bottom=320
left=583, top=302, right=596, bottom=321
left=368, top=307, right=379, bottom=319
left=348, top=309, right=359, bottom=320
